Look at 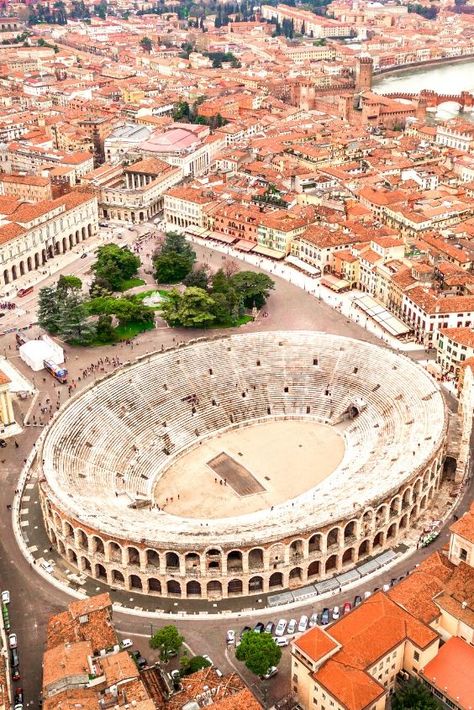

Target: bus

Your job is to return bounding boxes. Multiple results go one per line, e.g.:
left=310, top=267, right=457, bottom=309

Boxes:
left=44, top=360, right=68, bottom=384
left=17, top=286, right=34, bottom=297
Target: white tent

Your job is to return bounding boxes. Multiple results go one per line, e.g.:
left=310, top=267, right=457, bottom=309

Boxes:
left=19, top=338, right=64, bottom=372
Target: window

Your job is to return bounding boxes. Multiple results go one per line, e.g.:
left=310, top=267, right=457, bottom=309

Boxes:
left=460, top=548, right=468, bottom=562
left=413, top=651, right=420, bottom=662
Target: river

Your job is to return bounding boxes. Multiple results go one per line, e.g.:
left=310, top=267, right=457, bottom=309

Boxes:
left=373, top=58, right=474, bottom=120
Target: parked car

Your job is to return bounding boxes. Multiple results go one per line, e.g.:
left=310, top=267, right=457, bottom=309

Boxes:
left=9, top=633, right=17, bottom=648
left=265, top=621, right=274, bottom=635
left=11, top=648, right=19, bottom=668
left=254, top=622, right=265, bottom=634
left=1, top=590, right=10, bottom=604
left=274, top=619, right=287, bottom=637
left=332, top=606, right=340, bottom=621
left=131, top=650, right=147, bottom=669
left=298, top=615, right=309, bottom=633
left=354, top=595, right=362, bottom=607
left=343, top=601, right=352, bottom=615
left=226, top=629, right=235, bottom=644
left=121, top=639, right=133, bottom=649
left=363, top=591, right=372, bottom=600
left=240, top=626, right=251, bottom=638
left=382, top=583, right=391, bottom=592
left=169, top=669, right=180, bottom=682
left=12, top=666, right=20, bottom=681
left=261, top=666, right=278, bottom=680
left=309, top=612, right=319, bottom=628
left=202, top=654, right=213, bottom=667
left=40, top=560, right=54, bottom=574
left=80, top=252, right=88, bottom=259
left=275, top=636, right=289, bottom=647
left=320, top=608, right=330, bottom=625
left=286, top=619, right=297, bottom=635
left=14, top=688, right=23, bottom=704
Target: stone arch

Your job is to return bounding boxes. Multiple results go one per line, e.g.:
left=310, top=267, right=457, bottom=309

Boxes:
left=289, top=567, right=303, bottom=583
left=248, top=548, right=264, bottom=569
left=205, top=548, right=221, bottom=570
left=228, top=578, right=243, bottom=596
left=19, top=261, right=25, bottom=276
left=63, top=521, right=74, bottom=539
left=308, top=560, right=320, bottom=579
left=95, top=563, right=107, bottom=581
left=409, top=504, right=419, bottom=525
left=112, top=569, right=125, bottom=585
left=327, top=527, right=340, bottom=548
left=49, top=529, right=57, bottom=546
left=399, top=513, right=408, bottom=529
left=325, top=555, right=338, bottom=573
left=289, top=539, right=304, bottom=558
left=146, top=549, right=160, bottom=567
left=129, top=574, right=142, bottom=590
left=127, top=546, right=140, bottom=566
left=92, top=535, right=105, bottom=555
left=27, top=256, right=33, bottom=271
left=186, top=580, right=201, bottom=597
left=2, top=269, right=9, bottom=285
left=207, top=580, right=222, bottom=597
left=53, top=512, right=62, bottom=530
left=308, top=533, right=322, bottom=553
left=358, top=539, right=370, bottom=558
left=375, top=505, right=388, bottom=526
left=62, top=237, right=67, bottom=253
left=80, top=556, right=91, bottom=573
left=69, top=234, right=74, bottom=249
left=269, top=572, right=283, bottom=589
left=166, top=551, right=180, bottom=569
left=248, top=575, right=263, bottom=593
left=58, top=539, right=66, bottom=555
left=387, top=522, right=397, bottom=540
left=76, top=529, right=88, bottom=551
left=67, top=548, right=78, bottom=565
left=148, top=578, right=161, bottom=594
left=185, top=552, right=200, bottom=571
left=227, top=550, right=243, bottom=572
left=344, top=520, right=357, bottom=541
left=342, top=547, right=355, bottom=565
left=402, top=488, right=412, bottom=509
left=11, top=264, right=17, bottom=281
left=373, top=531, right=384, bottom=549
left=108, top=541, right=122, bottom=563
left=389, top=496, right=401, bottom=517
left=420, top=494, right=427, bottom=510
left=268, top=543, right=285, bottom=567
left=167, top=580, right=181, bottom=597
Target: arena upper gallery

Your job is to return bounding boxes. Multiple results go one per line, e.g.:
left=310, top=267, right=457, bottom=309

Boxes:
left=37, top=332, right=448, bottom=600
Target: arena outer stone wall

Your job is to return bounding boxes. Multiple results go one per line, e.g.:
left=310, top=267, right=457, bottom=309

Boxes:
left=37, top=332, right=448, bottom=601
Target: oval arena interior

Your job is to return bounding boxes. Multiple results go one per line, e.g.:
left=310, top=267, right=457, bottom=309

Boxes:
left=37, top=331, right=448, bottom=602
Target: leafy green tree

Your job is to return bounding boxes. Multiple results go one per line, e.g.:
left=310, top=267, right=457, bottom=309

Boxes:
left=180, top=655, right=212, bottom=675
left=149, top=625, right=184, bottom=662
left=91, top=244, right=140, bottom=291
left=57, top=291, right=93, bottom=344
left=160, top=287, right=216, bottom=328
left=153, top=233, right=196, bottom=283
left=230, top=271, right=274, bottom=308
left=183, top=264, right=210, bottom=289
left=88, top=295, right=153, bottom=326
left=235, top=631, right=282, bottom=677
left=140, top=36, right=153, bottom=53
left=392, top=679, right=442, bottom=710
left=95, top=314, right=114, bottom=343
left=37, top=286, right=61, bottom=334
left=57, top=274, right=82, bottom=293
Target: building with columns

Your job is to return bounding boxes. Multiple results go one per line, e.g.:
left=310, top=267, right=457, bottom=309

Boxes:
left=0, top=370, right=16, bottom=438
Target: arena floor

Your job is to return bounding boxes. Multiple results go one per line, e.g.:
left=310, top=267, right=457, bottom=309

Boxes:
left=153, top=420, right=345, bottom=519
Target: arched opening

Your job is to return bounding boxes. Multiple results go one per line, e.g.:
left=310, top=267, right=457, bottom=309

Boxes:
left=47, top=245, right=54, bottom=259
left=289, top=567, right=303, bottom=584
left=308, top=560, right=320, bottom=579
left=387, top=523, right=397, bottom=540
left=109, top=541, right=122, bottom=562
left=290, top=539, right=304, bottom=559
left=27, top=257, right=32, bottom=271
left=92, top=536, right=104, bottom=555
left=390, top=497, right=400, bottom=517
left=186, top=580, right=201, bottom=597
left=342, top=548, right=355, bottom=565
left=11, top=264, right=17, bottom=280
left=67, top=548, right=78, bottom=565
left=409, top=504, right=419, bottom=525
left=148, top=578, right=161, bottom=594
left=2, top=269, right=8, bottom=285
left=327, top=527, right=340, bottom=549
left=58, top=539, right=66, bottom=555
left=375, top=505, right=388, bottom=526
left=344, top=521, right=356, bottom=542
left=55, top=242, right=60, bottom=255
left=62, top=237, right=67, bottom=253
left=77, top=529, right=88, bottom=551
left=227, top=550, right=243, bottom=572
left=206, top=548, right=221, bottom=570
left=167, top=580, right=181, bottom=597
left=309, top=534, right=321, bottom=553
left=269, top=572, right=283, bottom=589
left=185, top=552, right=200, bottom=571
left=358, top=539, right=370, bottom=558
left=129, top=574, right=142, bottom=590
left=112, top=570, right=125, bottom=585
left=248, top=576, right=263, bottom=593
left=166, top=552, right=180, bottom=570
left=207, top=580, right=222, bottom=597
left=248, top=548, right=264, bottom=569
left=420, top=494, right=427, bottom=510
left=228, top=579, right=243, bottom=596
left=402, top=490, right=411, bottom=510
left=128, top=546, right=140, bottom=566
left=373, top=531, right=384, bottom=550
left=443, top=456, right=457, bottom=481
left=19, top=261, right=25, bottom=276
left=64, top=521, right=74, bottom=540
left=49, top=530, right=57, bottom=546
left=146, top=549, right=160, bottom=568
left=325, top=555, right=337, bottom=573
left=81, top=556, right=91, bottom=573
left=95, top=563, right=107, bottom=581
left=399, top=514, right=408, bottom=530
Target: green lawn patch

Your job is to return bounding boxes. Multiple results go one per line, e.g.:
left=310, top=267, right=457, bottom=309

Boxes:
left=118, top=277, right=145, bottom=291
left=114, top=319, right=155, bottom=340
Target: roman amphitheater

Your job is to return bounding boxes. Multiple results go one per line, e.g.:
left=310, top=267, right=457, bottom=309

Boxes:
left=36, top=331, right=448, bottom=602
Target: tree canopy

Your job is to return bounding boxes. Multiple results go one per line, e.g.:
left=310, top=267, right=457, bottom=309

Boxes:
left=160, top=287, right=216, bottom=328
left=153, top=232, right=196, bottom=284
left=37, top=277, right=93, bottom=344
left=230, top=271, right=274, bottom=308
left=235, top=631, right=282, bottom=677
left=91, top=243, right=141, bottom=291
left=149, top=625, right=184, bottom=662
left=180, top=655, right=211, bottom=675
left=140, top=36, right=153, bottom=53
left=392, top=679, right=442, bottom=710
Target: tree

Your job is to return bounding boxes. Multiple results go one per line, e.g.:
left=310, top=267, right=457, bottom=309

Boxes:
left=153, top=233, right=196, bottom=284
left=149, top=625, right=184, bottom=662
left=235, top=631, right=282, bottom=677
left=57, top=291, right=93, bottom=344
left=37, top=285, right=61, bottom=334
left=230, top=271, right=274, bottom=308
left=95, top=314, right=114, bottom=343
left=160, top=287, right=216, bottom=328
left=392, top=679, right=442, bottom=710
left=180, top=655, right=211, bottom=675
left=57, top=274, right=82, bottom=293
left=183, top=264, right=210, bottom=289
left=140, top=36, right=153, bottom=53
left=91, top=244, right=140, bottom=291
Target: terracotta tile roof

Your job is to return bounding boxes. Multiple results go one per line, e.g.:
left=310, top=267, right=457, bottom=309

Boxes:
left=315, top=660, right=385, bottom=710
left=421, top=637, right=474, bottom=710
left=0, top=222, right=26, bottom=245
left=294, top=625, right=339, bottom=662
left=212, top=687, right=263, bottom=709
left=124, top=157, right=172, bottom=175
left=439, top=327, right=474, bottom=349
left=69, top=592, right=112, bottom=619
left=43, top=688, right=99, bottom=710
left=102, top=651, right=140, bottom=687
left=450, top=502, right=474, bottom=544
left=43, top=640, right=92, bottom=690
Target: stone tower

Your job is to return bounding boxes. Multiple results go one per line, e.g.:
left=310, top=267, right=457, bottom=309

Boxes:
left=355, top=55, right=373, bottom=92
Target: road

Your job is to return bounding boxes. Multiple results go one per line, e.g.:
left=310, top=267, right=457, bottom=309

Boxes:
left=0, top=227, right=468, bottom=709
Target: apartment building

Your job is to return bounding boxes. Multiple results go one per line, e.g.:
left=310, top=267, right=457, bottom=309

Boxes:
left=436, top=327, right=474, bottom=381
left=0, top=174, right=52, bottom=202
left=401, top=288, right=474, bottom=346
left=164, top=186, right=216, bottom=230
left=257, top=209, right=314, bottom=257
